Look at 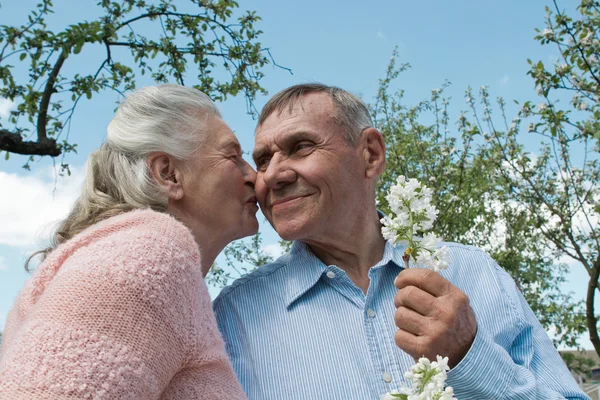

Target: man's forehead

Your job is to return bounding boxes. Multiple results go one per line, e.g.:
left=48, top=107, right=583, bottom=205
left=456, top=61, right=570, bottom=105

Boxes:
left=253, top=92, right=336, bottom=154
left=259, top=93, right=334, bottom=127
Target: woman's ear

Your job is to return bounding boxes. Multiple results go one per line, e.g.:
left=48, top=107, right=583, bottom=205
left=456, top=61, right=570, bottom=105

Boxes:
left=360, top=128, right=386, bottom=179
left=148, top=152, right=184, bottom=200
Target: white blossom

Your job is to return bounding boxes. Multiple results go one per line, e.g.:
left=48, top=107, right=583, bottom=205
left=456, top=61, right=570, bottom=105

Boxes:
left=385, top=356, right=456, bottom=400
left=537, top=102, right=548, bottom=111
left=579, top=102, right=589, bottom=111
left=381, top=176, right=448, bottom=271
left=536, top=85, right=544, bottom=96
left=542, top=28, right=555, bottom=40
left=556, top=64, right=569, bottom=75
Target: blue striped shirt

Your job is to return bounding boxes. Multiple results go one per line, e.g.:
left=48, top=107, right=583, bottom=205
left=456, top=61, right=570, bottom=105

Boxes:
left=213, top=240, right=588, bottom=399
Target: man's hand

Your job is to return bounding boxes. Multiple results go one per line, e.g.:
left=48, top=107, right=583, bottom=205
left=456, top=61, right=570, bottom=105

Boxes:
left=393, top=268, right=477, bottom=368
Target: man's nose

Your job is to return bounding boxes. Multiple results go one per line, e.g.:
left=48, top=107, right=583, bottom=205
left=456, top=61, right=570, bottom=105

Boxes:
left=262, top=154, right=297, bottom=189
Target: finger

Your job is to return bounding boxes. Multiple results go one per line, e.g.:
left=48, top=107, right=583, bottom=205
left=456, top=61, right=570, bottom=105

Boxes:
left=394, top=268, right=453, bottom=297
left=394, top=328, right=422, bottom=360
left=394, top=285, right=438, bottom=316
left=394, top=306, right=429, bottom=336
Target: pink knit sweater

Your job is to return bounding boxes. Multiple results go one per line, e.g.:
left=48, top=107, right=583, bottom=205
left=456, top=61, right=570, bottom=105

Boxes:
left=0, top=209, right=247, bottom=399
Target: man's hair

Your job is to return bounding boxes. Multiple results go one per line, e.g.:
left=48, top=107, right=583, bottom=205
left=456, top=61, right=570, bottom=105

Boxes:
left=257, top=83, right=373, bottom=144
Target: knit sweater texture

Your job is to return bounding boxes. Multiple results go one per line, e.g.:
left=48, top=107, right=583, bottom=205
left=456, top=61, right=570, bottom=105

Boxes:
left=0, top=209, right=247, bottom=399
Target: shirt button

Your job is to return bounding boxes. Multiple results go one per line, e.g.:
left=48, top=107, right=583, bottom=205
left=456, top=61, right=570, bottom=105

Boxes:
left=383, top=372, right=392, bottom=383
left=367, top=309, right=376, bottom=318
left=326, top=271, right=336, bottom=279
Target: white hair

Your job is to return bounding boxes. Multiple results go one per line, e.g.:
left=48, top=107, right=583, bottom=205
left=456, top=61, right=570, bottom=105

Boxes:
left=28, top=84, right=221, bottom=269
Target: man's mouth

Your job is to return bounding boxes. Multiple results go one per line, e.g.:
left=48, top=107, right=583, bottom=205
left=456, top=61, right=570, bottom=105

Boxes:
left=271, top=194, right=312, bottom=208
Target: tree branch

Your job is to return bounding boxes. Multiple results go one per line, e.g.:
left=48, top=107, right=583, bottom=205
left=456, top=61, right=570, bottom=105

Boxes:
left=587, top=255, right=600, bottom=356
left=0, top=129, right=60, bottom=156
left=36, top=48, right=68, bottom=143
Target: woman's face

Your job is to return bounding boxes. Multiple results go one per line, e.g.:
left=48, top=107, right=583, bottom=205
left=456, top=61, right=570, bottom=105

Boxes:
left=178, top=114, right=259, bottom=257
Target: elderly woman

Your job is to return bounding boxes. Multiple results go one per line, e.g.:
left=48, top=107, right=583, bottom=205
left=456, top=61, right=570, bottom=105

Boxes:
left=0, top=85, right=256, bottom=399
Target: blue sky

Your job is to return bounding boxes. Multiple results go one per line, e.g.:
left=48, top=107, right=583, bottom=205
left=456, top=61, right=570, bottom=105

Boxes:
left=0, top=0, right=590, bottom=347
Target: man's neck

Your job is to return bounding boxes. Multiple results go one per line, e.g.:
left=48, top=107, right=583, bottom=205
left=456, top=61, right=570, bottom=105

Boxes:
left=303, top=209, right=386, bottom=294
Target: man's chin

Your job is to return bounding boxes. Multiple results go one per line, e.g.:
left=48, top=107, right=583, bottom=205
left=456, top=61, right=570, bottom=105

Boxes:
left=271, top=221, right=309, bottom=242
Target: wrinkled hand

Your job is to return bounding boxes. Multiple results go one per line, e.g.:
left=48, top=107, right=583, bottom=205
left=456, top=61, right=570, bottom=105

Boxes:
left=393, top=268, right=477, bottom=368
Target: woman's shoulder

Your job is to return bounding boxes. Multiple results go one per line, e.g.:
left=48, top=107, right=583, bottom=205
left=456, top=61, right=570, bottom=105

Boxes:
left=81, top=208, right=198, bottom=257
left=17, top=209, right=205, bottom=338
left=49, top=209, right=201, bottom=287
left=96, top=208, right=194, bottom=242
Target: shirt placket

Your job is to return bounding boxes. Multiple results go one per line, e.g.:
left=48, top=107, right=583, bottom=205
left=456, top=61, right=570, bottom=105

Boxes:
left=364, top=265, right=405, bottom=395
left=323, top=264, right=405, bottom=396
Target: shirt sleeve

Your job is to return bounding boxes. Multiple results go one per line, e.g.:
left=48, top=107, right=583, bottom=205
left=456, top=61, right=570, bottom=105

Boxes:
left=446, top=260, right=589, bottom=400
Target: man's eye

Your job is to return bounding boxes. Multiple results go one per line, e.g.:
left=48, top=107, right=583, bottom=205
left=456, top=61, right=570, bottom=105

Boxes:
left=256, top=157, right=270, bottom=170
left=294, top=142, right=313, bottom=153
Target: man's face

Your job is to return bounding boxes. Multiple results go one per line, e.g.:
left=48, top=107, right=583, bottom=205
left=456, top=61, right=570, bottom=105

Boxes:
left=253, top=93, right=366, bottom=241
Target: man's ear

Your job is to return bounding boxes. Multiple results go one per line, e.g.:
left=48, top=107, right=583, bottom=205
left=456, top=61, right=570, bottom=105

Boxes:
left=360, top=128, right=386, bottom=179
left=147, top=152, right=185, bottom=200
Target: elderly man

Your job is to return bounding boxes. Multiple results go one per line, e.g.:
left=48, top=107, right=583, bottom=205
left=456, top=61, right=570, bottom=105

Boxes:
left=213, top=84, right=587, bottom=399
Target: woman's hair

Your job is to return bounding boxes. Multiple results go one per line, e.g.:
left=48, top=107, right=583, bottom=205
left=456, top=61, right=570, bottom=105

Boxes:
left=27, top=84, right=221, bottom=270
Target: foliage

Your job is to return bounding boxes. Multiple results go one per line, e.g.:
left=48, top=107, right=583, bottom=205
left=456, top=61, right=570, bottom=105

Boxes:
left=372, top=51, right=587, bottom=351
left=486, top=0, right=600, bottom=357
left=0, top=0, right=287, bottom=169
left=206, top=232, right=290, bottom=289
left=560, top=351, right=596, bottom=376
left=206, top=232, right=272, bottom=288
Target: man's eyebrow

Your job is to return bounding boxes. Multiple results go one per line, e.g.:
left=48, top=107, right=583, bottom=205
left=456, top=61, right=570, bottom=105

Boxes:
left=252, top=146, right=269, bottom=161
left=279, top=130, right=314, bottom=145
left=252, top=130, right=316, bottom=161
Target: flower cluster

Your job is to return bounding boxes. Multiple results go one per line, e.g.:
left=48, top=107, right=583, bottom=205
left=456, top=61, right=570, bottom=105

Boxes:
left=382, top=356, right=457, bottom=400
left=381, top=176, right=449, bottom=271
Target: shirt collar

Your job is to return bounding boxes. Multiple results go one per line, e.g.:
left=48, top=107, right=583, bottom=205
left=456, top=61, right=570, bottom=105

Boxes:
left=283, top=241, right=328, bottom=308
left=283, top=238, right=406, bottom=308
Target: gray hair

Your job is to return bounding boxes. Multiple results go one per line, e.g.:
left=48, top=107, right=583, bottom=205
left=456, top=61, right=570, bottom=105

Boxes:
left=28, top=84, right=220, bottom=269
left=257, top=83, right=373, bottom=144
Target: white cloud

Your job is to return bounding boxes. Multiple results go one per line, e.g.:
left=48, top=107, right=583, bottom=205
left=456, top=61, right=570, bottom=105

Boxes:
left=0, top=98, right=15, bottom=119
left=0, top=256, right=7, bottom=271
left=263, top=243, right=285, bottom=259
left=498, top=74, right=510, bottom=85
left=376, top=30, right=386, bottom=40
left=0, top=166, right=84, bottom=248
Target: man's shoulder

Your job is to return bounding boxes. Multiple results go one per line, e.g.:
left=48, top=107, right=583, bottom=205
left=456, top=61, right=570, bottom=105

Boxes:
left=443, top=241, right=494, bottom=260
left=213, top=255, right=291, bottom=307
